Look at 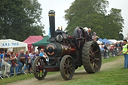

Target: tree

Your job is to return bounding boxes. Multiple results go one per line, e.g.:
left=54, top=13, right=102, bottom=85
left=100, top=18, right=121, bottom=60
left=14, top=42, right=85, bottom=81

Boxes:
left=65, top=0, right=108, bottom=34
left=109, top=8, right=124, bottom=39
left=118, top=33, right=124, bottom=40
left=101, top=8, right=124, bottom=39
left=65, top=0, right=124, bottom=39
left=0, top=0, right=45, bottom=41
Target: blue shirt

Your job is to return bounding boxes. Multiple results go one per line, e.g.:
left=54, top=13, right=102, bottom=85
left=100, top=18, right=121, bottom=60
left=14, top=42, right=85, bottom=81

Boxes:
left=39, top=52, right=44, bottom=57
left=0, top=54, right=3, bottom=66
left=0, top=54, right=3, bottom=59
left=100, top=47, right=104, bottom=51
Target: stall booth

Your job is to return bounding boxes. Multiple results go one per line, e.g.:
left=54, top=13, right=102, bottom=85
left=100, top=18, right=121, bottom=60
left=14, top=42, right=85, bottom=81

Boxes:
left=23, top=36, right=43, bottom=53
left=0, top=39, right=27, bottom=53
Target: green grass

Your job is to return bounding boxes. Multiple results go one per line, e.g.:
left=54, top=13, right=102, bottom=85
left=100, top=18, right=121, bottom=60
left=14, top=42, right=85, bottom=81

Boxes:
left=61, top=56, right=127, bottom=85
left=0, top=73, right=33, bottom=85
left=102, top=56, right=122, bottom=64
left=0, top=56, right=124, bottom=85
left=61, top=65, right=128, bottom=85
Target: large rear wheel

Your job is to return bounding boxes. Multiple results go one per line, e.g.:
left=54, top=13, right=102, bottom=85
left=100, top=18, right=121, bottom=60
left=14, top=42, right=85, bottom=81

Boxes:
left=60, top=55, right=75, bottom=80
left=33, top=56, right=47, bottom=80
left=82, top=41, right=102, bottom=73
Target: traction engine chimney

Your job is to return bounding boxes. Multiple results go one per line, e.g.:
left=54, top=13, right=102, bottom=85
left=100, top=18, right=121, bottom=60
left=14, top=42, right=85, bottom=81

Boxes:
left=48, top=10, right=55, bottom=41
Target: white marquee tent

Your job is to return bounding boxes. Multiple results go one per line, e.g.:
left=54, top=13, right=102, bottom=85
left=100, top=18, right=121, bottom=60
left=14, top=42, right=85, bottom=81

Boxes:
left=0, top=39, right=27, bottom=53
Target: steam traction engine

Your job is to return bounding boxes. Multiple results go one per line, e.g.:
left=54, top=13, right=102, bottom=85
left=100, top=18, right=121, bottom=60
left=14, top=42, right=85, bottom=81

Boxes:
left=33, top=10, right=102, bottom=80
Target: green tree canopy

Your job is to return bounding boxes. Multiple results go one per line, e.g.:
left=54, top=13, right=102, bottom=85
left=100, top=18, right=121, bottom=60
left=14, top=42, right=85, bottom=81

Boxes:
left=0, top=0, right=44, bottom=41
left=103, top=8, right=124, bottom=39
left=65, top=0, right=124, bottom=40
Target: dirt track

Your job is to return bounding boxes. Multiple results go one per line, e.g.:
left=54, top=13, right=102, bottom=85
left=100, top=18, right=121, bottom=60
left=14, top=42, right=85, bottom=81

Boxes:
left=7, top=57, right=124, bottom=85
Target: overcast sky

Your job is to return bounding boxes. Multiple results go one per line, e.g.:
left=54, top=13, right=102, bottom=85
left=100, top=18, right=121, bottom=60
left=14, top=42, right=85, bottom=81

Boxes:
left=38, top=0, right=128, bottom=38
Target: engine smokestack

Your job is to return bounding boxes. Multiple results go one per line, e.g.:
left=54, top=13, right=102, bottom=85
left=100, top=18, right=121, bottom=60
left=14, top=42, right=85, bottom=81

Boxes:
left=48, top=10, right=55, bottom=41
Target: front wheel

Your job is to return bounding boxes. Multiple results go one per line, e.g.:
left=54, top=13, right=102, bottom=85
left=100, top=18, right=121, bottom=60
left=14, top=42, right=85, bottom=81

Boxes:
left=33, top=56, right=47, bottom=80
left=60, top=55, right=75, bottom=80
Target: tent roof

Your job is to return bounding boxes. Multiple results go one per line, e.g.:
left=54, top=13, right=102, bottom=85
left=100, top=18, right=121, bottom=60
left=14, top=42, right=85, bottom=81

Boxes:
left=32, top=36, right=50, bottom=46
left=23, top=36, right=43, bottom=46
left=98, top=38, right=113, bottom=44
left=108, top=39, right=117, bottom=43
left=0, top=39, right=27, bottom=48
left=98, top=38, right=103, bottom=42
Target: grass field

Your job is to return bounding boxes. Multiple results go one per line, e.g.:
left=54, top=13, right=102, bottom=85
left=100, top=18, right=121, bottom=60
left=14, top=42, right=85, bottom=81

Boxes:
left=61, top=66, right=128, bottom=85
left=0, top=56, right=126, bottom=85
left=61, top=56, right=128, bottom=85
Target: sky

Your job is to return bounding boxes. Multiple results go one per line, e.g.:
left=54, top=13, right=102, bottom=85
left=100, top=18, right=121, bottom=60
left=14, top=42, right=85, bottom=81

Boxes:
left=38, top=0, right=128, bottom=38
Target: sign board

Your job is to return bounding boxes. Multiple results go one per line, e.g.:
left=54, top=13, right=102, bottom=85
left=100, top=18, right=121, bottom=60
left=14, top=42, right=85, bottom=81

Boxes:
left=0, top=39, right=27, bottom=48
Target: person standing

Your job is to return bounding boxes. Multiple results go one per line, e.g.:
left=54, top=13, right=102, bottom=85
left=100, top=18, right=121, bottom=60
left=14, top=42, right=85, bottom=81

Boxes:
left=119, top=42, right=123, bottom=53
left=110, top=44, right=115, bottom=57
left=85, top=28, right=92, bottom=41
left=77, top=27, right=83, bottom=48
left=114, top=42, right=119, bottom=56
left=99, top=44, right=104, bottom=57
left=119, top=39, right=128, bottom=69
left=25, top=51, right=32, bottom=73
left=104, top=43, right=109, bottom=59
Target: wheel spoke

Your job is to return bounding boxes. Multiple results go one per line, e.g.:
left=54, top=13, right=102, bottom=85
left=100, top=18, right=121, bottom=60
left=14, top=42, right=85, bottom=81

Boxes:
left=91, top=44, right=95, bottom=50
left=90, top=49, right=99, bottom=56
left=69, top=64, right=72, bottom=68
left=68, top=70, right=71, bottom=74
left=95, top=58, right=100, bottom=61
left=94, top=62, right=98, bottom=68
left=93, top=49, right=99, bottom=54
left=67, top=58, right=70, bottom=65
left=89, top=49, right=93, bottom=55
left=39, top=72, right=40, bottom=77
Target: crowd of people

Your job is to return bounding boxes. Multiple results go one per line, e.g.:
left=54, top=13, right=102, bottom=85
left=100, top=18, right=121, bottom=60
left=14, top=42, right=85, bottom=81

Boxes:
left=84, top=27, right=124, bottom=59
left=0, top=49, right=48, bottom=79
left=99, top=42, right=123, bottom=59
left=83, top=27, right=124, bottom=59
